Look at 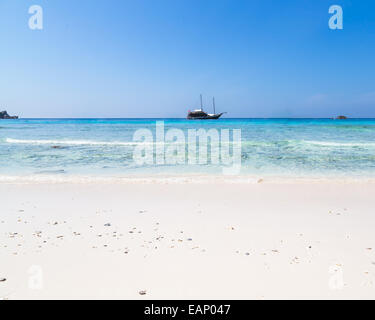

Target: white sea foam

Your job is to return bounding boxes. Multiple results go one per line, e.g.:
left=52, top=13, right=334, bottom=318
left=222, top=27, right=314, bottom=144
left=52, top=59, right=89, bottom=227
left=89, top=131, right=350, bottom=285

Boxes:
left=304, top=141, right=375, bottom=147
left=7, top=137, right=374, bottom=148
left=5, top=138, right=138, bottom=146
left=0, top=174, right=374, bottom=185
left=4, top=138, right=190, bottom=146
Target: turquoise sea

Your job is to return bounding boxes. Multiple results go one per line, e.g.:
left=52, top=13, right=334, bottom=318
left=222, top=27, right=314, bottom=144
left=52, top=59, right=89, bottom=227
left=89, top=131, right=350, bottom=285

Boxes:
left=1, top=118, right=375, bottom=181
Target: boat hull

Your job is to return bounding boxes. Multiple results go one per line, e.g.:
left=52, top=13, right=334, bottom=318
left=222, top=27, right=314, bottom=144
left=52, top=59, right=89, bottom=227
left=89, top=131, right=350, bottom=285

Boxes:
left=187, top=113, right=224, bottom=120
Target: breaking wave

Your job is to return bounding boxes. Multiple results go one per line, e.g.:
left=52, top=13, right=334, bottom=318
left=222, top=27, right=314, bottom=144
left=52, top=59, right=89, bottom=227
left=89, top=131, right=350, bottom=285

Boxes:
left=5, top=138, right=375, bottom=149
left=5, top=138, right=138, bottom=146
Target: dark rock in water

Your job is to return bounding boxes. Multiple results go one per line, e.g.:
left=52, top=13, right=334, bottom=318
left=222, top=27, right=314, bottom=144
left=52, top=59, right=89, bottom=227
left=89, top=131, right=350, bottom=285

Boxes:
left=336, top=115, right=348, bottom=120
left=0, top=111, right=18, bottom=119
left=51, top=146, right=65, bottom=149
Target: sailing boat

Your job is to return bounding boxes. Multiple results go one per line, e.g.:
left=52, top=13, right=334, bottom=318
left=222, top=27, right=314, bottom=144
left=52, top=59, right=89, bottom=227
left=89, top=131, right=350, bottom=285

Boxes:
left=187, top=95, right=225, bottom=120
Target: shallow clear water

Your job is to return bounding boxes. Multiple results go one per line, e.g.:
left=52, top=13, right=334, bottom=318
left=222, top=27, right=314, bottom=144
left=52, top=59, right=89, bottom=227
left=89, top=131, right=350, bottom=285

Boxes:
left=1, top=118, right=375, bottom=180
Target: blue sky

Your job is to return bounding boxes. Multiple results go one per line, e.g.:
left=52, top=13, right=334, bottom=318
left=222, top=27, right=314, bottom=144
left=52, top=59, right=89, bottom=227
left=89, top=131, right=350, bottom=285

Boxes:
left=1, top=0, right=375, bottom=118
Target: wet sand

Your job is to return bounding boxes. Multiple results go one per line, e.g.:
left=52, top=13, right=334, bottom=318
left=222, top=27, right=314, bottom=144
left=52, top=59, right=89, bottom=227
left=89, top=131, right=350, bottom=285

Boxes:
left=1, top=181, right=375, bottom=299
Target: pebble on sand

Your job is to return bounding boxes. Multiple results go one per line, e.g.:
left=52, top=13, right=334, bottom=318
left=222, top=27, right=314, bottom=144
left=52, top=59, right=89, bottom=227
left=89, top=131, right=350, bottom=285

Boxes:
left=0, top=278, right=6, bottom=282
left=139, top=290, right=147, bottom=296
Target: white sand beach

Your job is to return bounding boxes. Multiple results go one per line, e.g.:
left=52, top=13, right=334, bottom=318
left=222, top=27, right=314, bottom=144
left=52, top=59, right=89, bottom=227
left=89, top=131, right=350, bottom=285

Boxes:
left=1, top=180, right=375, bottom=300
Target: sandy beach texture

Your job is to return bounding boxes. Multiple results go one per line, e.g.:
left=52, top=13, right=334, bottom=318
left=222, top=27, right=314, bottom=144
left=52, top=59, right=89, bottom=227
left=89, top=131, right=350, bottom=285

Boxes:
left=1, top=180, right=375, bottom=300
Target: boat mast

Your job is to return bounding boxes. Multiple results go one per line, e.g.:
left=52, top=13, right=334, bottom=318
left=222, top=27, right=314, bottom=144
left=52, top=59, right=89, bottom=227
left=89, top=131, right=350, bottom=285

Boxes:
left=213, top=97, right=216, bottom=114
